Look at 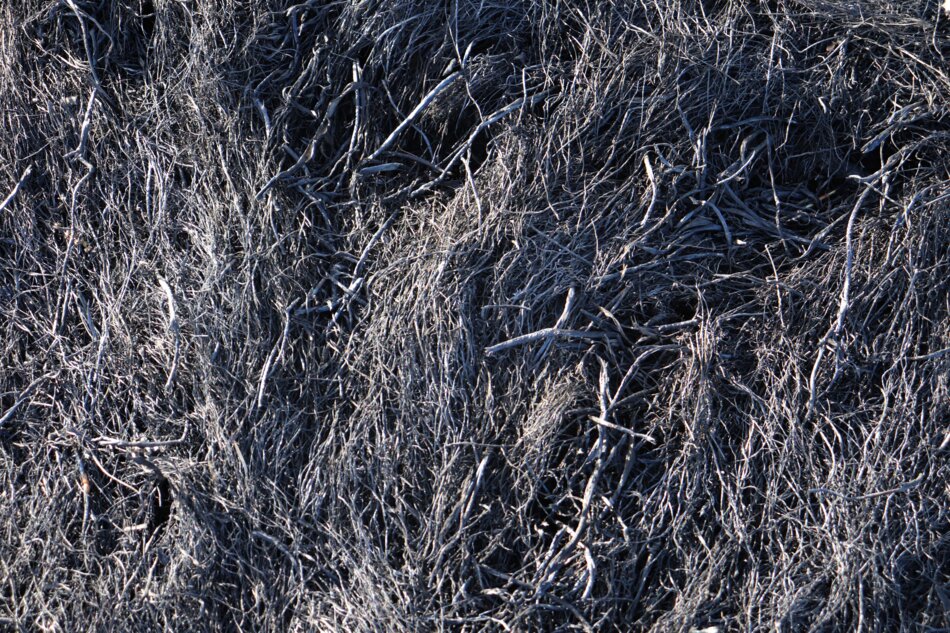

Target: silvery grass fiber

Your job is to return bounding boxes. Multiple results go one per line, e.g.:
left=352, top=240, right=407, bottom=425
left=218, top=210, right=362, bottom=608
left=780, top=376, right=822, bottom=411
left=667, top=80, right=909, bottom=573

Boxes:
left=1, top=0, right=948, bottom=631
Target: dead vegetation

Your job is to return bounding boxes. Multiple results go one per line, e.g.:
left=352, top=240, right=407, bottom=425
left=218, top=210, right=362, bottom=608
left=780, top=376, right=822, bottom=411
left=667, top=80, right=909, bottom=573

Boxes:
left=1, top=0, right=948, bottom=630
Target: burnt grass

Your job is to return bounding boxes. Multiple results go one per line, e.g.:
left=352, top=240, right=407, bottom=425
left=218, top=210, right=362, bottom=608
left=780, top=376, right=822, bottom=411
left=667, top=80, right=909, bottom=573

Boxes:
left=1, top=0, right=949, bottom=631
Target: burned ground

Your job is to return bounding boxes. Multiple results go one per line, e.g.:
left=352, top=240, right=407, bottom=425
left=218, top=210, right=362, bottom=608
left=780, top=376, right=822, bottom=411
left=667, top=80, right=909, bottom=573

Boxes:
left=0, top=0, right=948, bottom=631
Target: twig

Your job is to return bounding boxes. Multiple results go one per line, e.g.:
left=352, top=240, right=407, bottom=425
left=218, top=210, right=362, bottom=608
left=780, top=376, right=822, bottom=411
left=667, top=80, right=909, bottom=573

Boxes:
left=256, top=299, right=298, bottom=408
left=588, top=416, right=656, bottom=443
left=157, top=277, right=180, bottom=391
left=0, top=166, right=32, bottom=214
left=534, top=287, right=577, bottom=363
left=639, top=153, right=657, bottom=229
left=809, top=476, right=924, bottom=501
left=485, top=327, right=611, bottom=356
left=909, top=347, right=950, bottom=361
left=411, top=92, right=548, bottom=198
left=365, top=72, right=461, bottom=163
left=0, top=374, right=51, bottom=428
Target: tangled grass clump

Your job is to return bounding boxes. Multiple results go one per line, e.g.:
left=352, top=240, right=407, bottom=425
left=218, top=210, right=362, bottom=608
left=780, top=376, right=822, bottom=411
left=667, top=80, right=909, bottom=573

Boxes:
left=1, top=0, right=948, bottom=630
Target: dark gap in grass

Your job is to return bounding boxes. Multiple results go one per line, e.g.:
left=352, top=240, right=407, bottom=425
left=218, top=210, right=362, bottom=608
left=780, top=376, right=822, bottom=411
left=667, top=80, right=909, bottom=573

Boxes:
left=140, top=0, right=156, bottom=43
left=148, top=476, right=173, bottom=539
